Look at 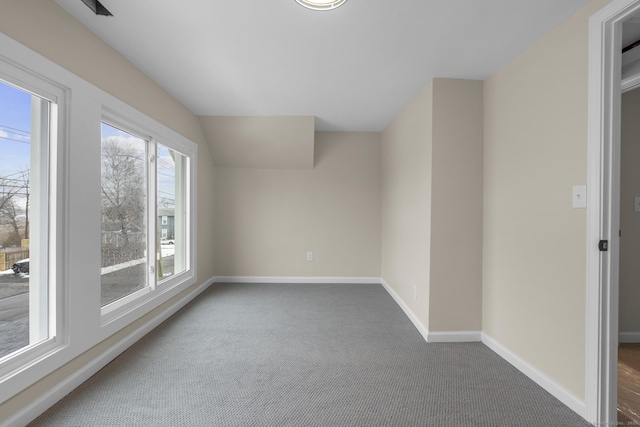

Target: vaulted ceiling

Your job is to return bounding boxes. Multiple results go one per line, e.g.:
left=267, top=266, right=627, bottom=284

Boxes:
left=56, top=0, right=590, bottom=131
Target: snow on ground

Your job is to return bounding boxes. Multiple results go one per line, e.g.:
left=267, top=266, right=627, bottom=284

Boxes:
left=101, top=258, right=146, bottom=275
left=160, top=245, right=175, bottom=257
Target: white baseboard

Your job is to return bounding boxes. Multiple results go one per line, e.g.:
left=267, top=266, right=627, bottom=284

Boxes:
left=427, top=331, right=482, bottom=343
left=2, top=277, right=215, bottom=427
left=213, top=276, right=381, bottom=284
left=619, top=331, right=640, bottom=343
left=380, top=280, right=583, bottom=419
left=481, top=333, right=586, bottom=419
left=380, top=279, right=429, bottom=343
left=5, top=276, right=588, bottom=425
left=379, top=280, right=481, bottom=344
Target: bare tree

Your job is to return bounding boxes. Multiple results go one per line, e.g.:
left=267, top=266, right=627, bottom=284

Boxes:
left=0, top=197, right=22, bottom=246
left=101, top=138, right=145, bottom=248
left=0, top=168, right=29, bottom=246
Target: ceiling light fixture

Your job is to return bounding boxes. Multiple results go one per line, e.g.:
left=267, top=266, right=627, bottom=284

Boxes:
left=295, top=0, right=347, bottom=11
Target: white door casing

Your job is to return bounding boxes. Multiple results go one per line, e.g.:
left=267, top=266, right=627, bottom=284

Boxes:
left=587, top=0, right=640, bottom=424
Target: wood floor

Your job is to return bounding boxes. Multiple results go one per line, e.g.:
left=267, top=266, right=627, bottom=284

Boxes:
left=619, top=343, right=640, bottom=425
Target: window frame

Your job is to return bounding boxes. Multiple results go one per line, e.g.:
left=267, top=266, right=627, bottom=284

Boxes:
left=0, top=32, right=198, bottom=406
left=0, top=57, right=68, bottom=381
left=99, top=116, right=152, bottom=313
left=99, top=109, right=196, bottom=327
left=156, top=143, right=189, bottom=283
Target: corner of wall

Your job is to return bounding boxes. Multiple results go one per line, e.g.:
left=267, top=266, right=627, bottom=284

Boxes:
left=428, top=78, right=483, bottom=333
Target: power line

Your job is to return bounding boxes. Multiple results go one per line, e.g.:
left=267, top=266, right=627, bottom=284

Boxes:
left=0, top=136, right=30, bottom=145
left=157, top=159, right=175, bottom=168
left=0, top=123, right=30, bottom=137
left=157, top=171, right=175, bottom=179
left=0, top=185, right=28, bottom=191
left=157, top=165, right=176, bottom=173
left=0, top=177, right=27, bottom=184
left=3, top=169, right=29, bottom=178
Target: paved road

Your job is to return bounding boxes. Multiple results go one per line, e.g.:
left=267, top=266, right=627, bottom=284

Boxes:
left=0, top=293, right=29, bottom=358
left=0, top=293, right=28, bottom=322
left=0, top=273, right=29, bottom=299
left=0, top=255, right=177, bottom=357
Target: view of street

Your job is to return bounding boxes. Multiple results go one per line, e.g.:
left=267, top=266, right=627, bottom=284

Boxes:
left=0, top=251, right=176, bottom=359
left=0, top=271, right=29, bottom=358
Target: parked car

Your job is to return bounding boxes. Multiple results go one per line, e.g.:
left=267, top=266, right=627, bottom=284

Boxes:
left=160, top=239, right=175, bottom=245
left=12, top=258, right=29, bottom=274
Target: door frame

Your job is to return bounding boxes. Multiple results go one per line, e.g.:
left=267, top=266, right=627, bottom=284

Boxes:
left=587, top=0, right=640, bottom=423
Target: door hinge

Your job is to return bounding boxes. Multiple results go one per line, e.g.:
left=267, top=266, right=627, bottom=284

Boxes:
left=598, top=240, right=608, bottom=252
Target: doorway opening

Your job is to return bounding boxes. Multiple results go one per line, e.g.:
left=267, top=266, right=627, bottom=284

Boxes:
left=587, top=0, right=640, bottom=425
left=616, top=19, right=640, bottom=422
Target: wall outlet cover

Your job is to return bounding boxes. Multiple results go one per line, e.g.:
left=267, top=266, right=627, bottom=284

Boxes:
left=572, top=185, right=587, bottom=209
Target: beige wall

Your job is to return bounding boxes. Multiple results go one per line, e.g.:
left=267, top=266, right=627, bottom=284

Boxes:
left=483, top=0, right=611, bottom=399
left=199, top=116, right=315, bottom=169
left=213, top=132, right=381, bottom=277
left=380, top=78, right=483, bottom=333
left=0, top=0, right=216, bottom=419
left=0, top=0, right=619, bottom=419
left=429, top=79, right=483, bottom=332
left=381, top=82, right=433, bottom=330
left=620, top=88, right=640, bottom=334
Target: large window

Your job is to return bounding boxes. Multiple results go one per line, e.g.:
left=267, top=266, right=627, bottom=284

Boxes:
left=100, top=121, right=192, bottom=312
left=0, top=78, right=54, bottom=360
left=100, top=122, right=148, bottom=307
left=0, top=34, right=196, bottom=409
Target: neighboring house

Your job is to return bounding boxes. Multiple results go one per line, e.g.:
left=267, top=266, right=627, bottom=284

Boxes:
left=157, top=208, right=175, bottom=241
left=100, top=211, right=174, bottom=244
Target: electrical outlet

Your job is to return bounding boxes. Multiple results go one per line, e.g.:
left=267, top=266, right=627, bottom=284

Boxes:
left=306, top=251, right=314, bottom=262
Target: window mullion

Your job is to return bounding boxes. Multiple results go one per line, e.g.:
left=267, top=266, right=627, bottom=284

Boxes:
left=174, top=154, right=186, bottom=273
left=148, top=139, right=157, bottom=288
left=29, top=95, right=50, bottom=345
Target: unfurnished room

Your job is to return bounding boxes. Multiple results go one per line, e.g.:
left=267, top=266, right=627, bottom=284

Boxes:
left=0, top=0, right=638, bottom=425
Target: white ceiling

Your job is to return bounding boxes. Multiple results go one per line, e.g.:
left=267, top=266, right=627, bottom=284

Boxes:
left=55, top=0, right=589, bottom=132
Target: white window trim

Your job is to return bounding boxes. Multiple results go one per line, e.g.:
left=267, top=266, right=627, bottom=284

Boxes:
left=0, top=56, right=69, bottom=386
left=158, top=145, right=189, bottom=282
left=98, top=109, right=197, bottom=328
left=99, top=114, right=155, bottom=319
left=0, top=32, right=197, bottom=405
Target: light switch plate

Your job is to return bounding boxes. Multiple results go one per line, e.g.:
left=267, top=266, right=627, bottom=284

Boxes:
left=573, top=185, right=587, bottom=209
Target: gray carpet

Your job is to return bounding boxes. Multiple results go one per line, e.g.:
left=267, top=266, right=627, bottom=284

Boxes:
left=30, top=283, right=590, bottom=426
